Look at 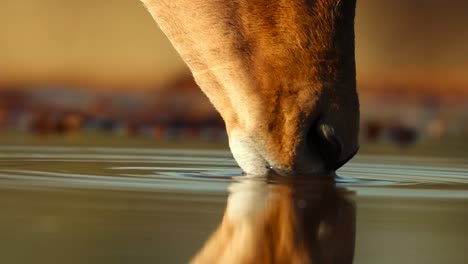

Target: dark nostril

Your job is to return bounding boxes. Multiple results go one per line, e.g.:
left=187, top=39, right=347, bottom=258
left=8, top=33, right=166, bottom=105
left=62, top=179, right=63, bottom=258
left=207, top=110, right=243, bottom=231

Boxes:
left=308, top=122, right=343, bottom=170
left=317, top=123, right=344, bottom=169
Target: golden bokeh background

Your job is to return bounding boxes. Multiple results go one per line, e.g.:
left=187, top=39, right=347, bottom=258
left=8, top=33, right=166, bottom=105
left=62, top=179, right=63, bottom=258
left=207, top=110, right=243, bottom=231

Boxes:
left=0, top=0, right=467, bottom=93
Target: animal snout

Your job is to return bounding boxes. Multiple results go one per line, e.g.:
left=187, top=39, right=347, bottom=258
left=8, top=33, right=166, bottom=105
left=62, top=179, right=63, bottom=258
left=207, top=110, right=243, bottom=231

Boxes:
left=308, top=121, right=359, bottom=171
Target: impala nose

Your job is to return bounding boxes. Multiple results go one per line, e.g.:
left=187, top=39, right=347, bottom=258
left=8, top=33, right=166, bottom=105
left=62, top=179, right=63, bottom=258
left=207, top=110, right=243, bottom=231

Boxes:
left=308, top=122, right=358, bottom=171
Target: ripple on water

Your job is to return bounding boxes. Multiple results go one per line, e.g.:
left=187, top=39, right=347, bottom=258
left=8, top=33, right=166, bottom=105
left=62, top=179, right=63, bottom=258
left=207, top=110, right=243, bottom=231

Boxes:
left=1, top=146, right=467, bottom=264
left=0, top=146, right=467, bottom=194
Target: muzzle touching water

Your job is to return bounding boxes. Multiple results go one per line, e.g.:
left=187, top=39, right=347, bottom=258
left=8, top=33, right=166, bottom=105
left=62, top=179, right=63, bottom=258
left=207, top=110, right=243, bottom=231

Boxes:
left=229, top=119, right=359, bottom=177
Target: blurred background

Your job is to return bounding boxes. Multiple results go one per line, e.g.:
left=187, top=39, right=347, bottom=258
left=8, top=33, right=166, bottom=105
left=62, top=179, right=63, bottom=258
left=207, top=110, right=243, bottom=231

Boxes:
left=0, top=0, right=467, bottom=157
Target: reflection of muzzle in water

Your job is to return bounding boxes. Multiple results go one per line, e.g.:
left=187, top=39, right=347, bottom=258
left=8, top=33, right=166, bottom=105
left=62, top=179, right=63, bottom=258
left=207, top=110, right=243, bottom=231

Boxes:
left=191, top=176, right=356, bottom=264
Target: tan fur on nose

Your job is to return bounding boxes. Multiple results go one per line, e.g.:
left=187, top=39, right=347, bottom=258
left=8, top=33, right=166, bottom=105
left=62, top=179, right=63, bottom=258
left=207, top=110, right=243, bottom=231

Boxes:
left=141, top=0, right=359, bottom=174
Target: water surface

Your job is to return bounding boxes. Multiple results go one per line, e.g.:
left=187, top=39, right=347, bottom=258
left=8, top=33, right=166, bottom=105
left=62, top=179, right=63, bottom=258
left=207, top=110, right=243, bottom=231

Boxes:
left=0, top=146, right=467, bottom=263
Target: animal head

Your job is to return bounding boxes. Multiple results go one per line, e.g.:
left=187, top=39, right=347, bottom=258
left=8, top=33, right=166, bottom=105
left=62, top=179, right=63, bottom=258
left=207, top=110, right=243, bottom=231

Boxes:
left=142, top=0, right=359, bottom=175
left=191, top=177, right=356, bottom=264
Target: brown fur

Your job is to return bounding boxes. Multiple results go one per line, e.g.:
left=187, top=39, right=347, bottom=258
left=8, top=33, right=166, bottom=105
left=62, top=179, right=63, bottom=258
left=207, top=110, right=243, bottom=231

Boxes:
left=191, top=179, right=356, bottom=263
left=141, top=0, right=359, bottom=175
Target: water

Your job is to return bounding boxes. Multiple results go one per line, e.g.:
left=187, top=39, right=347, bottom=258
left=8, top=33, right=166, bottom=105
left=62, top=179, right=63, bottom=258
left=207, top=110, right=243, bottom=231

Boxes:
left=0, top=146, right=467, bottom=264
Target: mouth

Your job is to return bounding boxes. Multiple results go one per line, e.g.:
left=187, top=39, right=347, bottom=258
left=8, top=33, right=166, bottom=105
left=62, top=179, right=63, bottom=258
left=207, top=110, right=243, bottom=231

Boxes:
left=267, top=167, right=337, bottom=179
left=229, top=123, right=359, bottom=177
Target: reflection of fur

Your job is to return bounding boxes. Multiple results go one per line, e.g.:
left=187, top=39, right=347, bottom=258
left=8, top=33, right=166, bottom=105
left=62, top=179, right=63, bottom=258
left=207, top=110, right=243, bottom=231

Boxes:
left=141, top=0, right=359, bottom=175
left=191, top=178, right=356, bottom=264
